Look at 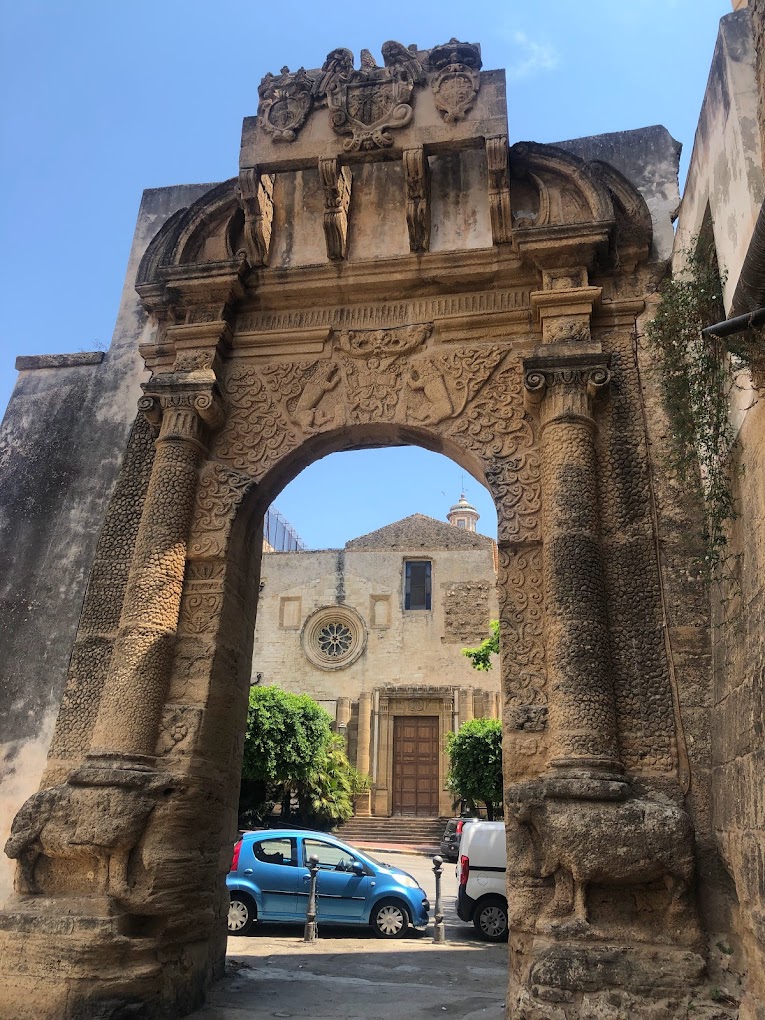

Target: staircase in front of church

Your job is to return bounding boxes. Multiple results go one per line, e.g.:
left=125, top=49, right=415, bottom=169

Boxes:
left=334, top=815, right=447, bottom=847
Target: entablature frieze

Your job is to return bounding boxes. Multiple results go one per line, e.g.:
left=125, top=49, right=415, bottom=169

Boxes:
left=233, top=287, right=533, bottom=354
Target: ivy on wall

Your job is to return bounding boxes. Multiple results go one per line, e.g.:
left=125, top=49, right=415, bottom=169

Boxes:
left=646, top=236, right=762, bottom=580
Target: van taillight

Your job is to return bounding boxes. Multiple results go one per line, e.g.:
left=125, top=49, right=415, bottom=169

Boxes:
left=459, top=854, right=469, bottom=887
left=456, top=820, right=464, bottom=835
left=230, top=839, right=242, bottom=873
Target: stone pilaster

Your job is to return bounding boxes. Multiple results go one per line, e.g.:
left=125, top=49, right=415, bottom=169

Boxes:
left=459, top=688, right=474, bottom=727
left=524, top=353, right=624, bottom=792
left=89, top=377, right=224, bottom=764
left=355, top=692, right=373, bottom=816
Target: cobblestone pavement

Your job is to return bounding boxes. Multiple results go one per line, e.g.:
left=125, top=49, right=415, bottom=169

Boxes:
left=188, top=851, right=507, bottom=1020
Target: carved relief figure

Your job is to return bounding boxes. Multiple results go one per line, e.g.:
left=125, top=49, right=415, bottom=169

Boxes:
left=5, top=766, right=181, bottom=899
left=406, top=361, right=455, bottom=425
left=292, top=362, right=341, bottom=431
left=313, top=48, right=354, bottom=99
left=508, top=782, right=696, bottom=930
left=336, top=322, right=432, bottom=364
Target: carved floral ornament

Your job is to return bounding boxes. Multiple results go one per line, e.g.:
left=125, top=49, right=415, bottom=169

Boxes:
left=255, top=39, right=481, bottom=148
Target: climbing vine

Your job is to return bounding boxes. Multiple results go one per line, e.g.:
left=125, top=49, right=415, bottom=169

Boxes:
left=646, top=237, right=761, bottom=579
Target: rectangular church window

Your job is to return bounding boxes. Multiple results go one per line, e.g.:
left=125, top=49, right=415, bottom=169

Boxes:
left=405, top=560, right=431, bottom=610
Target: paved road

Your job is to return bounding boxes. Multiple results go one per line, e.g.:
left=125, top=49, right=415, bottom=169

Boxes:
left=189, top=851, right=507, bottom=1020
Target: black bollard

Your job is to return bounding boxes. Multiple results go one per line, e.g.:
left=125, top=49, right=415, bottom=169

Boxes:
left=304, top=853, right=320, bottom=942
left=432, top=854, right=446, bottom=943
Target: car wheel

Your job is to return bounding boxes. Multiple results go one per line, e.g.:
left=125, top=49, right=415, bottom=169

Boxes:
left=227, top=892, right=257, bottom=936
left=371, top=899, right=410, bottom=939
left=473, top=896, right=508, bottom=942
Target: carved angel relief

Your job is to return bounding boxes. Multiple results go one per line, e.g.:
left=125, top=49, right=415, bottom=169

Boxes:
left=427, top=39, right=482, bottom=123
left=211, top=332, right=541, bottom=545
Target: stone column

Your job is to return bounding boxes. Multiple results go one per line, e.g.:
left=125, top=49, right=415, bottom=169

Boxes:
left=336, top=697, right=351, bottom=735
left=355, top=692, right=373, bottom=816
left=89, top=378, right=224, bottom=763
left=524, top=354, right=624, bottom=790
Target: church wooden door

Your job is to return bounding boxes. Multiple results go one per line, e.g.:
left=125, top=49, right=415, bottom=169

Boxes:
left=392, top=716, right=439, bottom=816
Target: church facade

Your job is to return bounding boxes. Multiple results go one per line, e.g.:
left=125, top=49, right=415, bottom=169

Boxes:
left=252, top=500, right=499, bottom=817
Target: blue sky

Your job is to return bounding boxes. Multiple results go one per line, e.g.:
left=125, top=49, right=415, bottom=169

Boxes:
left=0, top=0, right=731, bottom=547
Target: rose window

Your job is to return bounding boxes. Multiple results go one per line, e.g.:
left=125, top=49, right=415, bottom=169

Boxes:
left=317, top=621, right=353, bottom=658
left=301, top=606, right=367, bottom=671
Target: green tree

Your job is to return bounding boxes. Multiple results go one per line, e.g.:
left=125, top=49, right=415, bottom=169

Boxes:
left=239, top=685, right=368, bottom=828
left=462, top=619, right=499, bottom=671
left=446, top=718, right=503, bottom=820
left=298, top=733, right=370, bottom=827
left=241, top=685, right=332, bottom=788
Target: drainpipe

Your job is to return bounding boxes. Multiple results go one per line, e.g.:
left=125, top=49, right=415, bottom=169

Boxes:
left=730, top=199, right=765, bottom=317
left=701, top=306, right=765, bottom=339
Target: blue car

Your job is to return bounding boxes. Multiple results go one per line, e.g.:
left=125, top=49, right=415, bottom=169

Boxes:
left=227, top=829, right=430, bottom=939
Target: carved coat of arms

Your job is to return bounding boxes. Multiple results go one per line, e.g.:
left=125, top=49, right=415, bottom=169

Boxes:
left=257, top=66, right=314, bottom=142
left=427, top=39, right=482, bottom=124
left=323, top=42, right=425, bottom=151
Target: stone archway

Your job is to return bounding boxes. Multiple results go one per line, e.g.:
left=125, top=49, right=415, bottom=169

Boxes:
left=0, top=40, right=702, bottom=1020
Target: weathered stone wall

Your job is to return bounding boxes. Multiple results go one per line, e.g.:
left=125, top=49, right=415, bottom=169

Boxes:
left=676, top=9, right=764, bottom=308
left=0, top=183, right=213, bottom=905
left=666, top=10, right=765, bottom=1017
left=749, top=0, right=765, bottom=165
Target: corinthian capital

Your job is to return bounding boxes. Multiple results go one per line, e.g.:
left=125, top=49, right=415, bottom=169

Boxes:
left=523, top=353, right=610, bottom=427
left=139, top=378, right=225, bottom=447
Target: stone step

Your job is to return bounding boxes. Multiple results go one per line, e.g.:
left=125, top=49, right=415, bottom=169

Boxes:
left=335, top=816, right=447, bottom=845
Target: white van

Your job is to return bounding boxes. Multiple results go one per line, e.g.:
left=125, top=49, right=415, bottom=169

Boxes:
left=456, top=820, right=508, bottom=941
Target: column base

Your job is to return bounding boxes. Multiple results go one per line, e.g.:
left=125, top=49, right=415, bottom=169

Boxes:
left=0, top=895, right=222, bottom=1020
left=354, top=791, right=372, bottom=817
left=508, top=934, right=706, bottom=1020
left=545, top=758, right=628, bottom=801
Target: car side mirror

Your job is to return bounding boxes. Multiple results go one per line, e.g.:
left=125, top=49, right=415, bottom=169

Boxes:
left=351, top=861, right=365, bottom=877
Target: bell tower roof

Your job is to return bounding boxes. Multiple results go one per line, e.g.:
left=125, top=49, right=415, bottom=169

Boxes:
left=446, top=492, right=479, bottom=532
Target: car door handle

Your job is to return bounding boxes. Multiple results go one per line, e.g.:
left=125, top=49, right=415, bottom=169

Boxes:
left=243, top=869, right=253, bottom=875
left=302, top=875, right=311, bottom=881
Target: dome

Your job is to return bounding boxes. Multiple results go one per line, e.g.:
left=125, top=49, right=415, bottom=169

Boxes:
left=448, top=493, right=478, bottom=515
left=446, top=492, right=479, bottom=532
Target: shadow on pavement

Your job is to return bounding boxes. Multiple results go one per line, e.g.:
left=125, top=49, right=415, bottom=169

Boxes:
left=191, top=938, right=507, bottom=1020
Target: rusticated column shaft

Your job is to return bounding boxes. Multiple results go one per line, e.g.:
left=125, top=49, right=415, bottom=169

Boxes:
left=89, top=382, right=223, bottom=762
left=524, top=355, right=623, bottom=786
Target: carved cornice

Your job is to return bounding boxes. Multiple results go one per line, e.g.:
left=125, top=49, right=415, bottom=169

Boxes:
left=530, top=270, right=602, bottom=345
left=514, top=222, right=613, bottom=271
left=523, top=353, right=611, bottom=429
left=137, top=261, right=248, bottom=372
